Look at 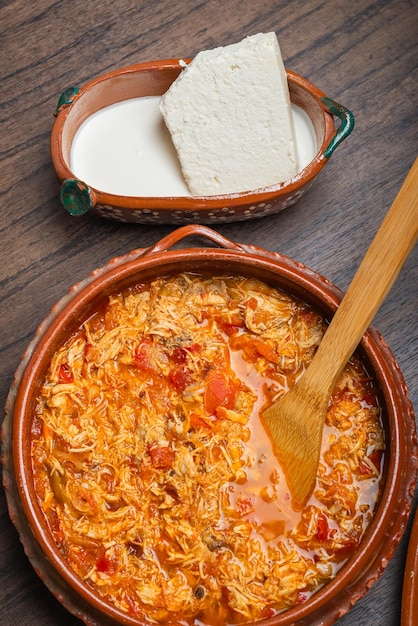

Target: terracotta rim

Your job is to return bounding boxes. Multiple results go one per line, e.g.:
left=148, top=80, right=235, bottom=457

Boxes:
left=3, top=225, right=416, bottom=626
left=401, top=507, right=418, bottom=625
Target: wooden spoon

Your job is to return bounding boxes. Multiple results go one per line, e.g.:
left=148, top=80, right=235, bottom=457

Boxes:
left=262, top=157, right=418, bottom=509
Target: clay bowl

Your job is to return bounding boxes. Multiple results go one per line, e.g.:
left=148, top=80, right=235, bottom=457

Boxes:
left=2, top=224, right=416, bottom=626
left=50, top=60, right=354, bottom=224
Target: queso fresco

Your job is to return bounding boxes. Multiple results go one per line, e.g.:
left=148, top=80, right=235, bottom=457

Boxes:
left=31, top=273, right=384, bottom=624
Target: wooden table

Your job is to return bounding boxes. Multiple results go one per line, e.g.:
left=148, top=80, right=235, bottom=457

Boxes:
left=1, top=1, right=417, bottom=624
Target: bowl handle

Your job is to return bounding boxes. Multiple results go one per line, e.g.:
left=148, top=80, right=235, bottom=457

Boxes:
left=54, top=87, right=80, bottom=116
left=142, top=224, right=246, bottom=256
left=322, top=97, right=355, bottom=158
left=60, top=179, right=96, bottom=216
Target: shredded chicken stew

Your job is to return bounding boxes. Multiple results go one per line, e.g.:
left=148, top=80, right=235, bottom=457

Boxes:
left=31, top=274, right=385, bottom=624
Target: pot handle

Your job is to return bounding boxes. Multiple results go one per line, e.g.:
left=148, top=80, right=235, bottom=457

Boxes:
left=142, top=224, right=246, bottom=256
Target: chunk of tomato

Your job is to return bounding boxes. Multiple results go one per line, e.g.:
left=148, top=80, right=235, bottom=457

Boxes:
left=189, top=412, right=210, bottom=429
left=316, top=512, right=329, bottom=542
left=96, top=553, right=116, bottom=574
left=369, top=449, right=383, bottom=470
left=58, top=363, right=74, bottom=383
left=296, top=591, right=309, bottom=604
left=134, top=338, right=153, bottom=370
left=215, top=312, right=245, bottom=336
left=149, top=446, right=175, bottom=469
left=171, top=346, right=187, bottom=364
left=359, top=449, right=383, bottom=476
left=170, top=343, right=201, bottom=363
left=204, top=372, right=238, bottom=415
left=169, top=366, right=192, bottom=392
left=229, top=335, right=279, bottom=364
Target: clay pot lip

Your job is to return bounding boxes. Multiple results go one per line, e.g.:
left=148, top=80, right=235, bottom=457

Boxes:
left=50, top=59, right=354, bottom=220
left=3, top=225, right=417, bottom=626
left=402, top=506, right=418, bottom=625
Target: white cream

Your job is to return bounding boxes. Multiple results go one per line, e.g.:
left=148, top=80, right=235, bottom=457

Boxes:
left=70, top=96, right=317, bottom=197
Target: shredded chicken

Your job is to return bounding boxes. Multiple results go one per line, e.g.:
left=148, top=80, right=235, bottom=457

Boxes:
left=31, top=274, right=384, bottom=624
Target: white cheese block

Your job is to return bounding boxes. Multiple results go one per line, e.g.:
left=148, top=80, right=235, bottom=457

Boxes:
left=159, top=32, right=298, bottom=196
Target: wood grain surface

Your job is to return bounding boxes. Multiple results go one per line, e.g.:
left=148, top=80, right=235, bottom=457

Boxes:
left=1, top=1, right=417, bottom=625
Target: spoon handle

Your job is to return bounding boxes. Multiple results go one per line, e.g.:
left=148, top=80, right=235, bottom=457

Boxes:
left=305, top=157, right=418, bottom=398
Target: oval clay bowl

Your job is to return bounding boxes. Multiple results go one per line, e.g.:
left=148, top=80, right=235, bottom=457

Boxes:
left=50, top=60, right=354, bottom=224
left=2, top=225, right=416, bottom=626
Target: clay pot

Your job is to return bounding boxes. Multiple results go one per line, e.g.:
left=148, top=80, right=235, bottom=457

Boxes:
left=50, top=61, right=354, bottom=224
left=2, top=225, right=416, bottom=625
